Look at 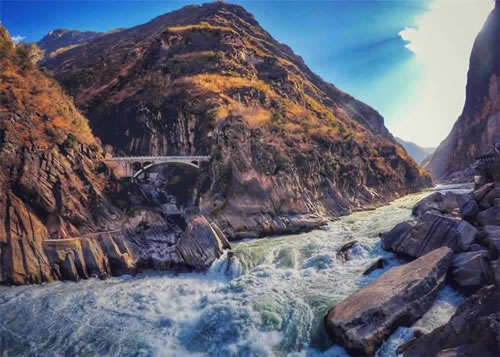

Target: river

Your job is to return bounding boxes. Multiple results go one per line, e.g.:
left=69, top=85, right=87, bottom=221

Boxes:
left=0, top=184, right=472, bottom=357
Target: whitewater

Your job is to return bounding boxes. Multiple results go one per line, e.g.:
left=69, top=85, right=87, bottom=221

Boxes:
left=0, top=185, right=471, bottom=356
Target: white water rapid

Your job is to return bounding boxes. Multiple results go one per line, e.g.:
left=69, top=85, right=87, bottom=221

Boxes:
left=0, top=184, right=472, bottom=356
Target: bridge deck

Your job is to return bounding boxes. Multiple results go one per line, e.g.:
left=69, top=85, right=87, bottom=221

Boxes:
left=105, top=156, right=211, bottom=161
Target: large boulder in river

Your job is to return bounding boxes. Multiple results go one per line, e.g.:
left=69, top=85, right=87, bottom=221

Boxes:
left=412, top=192, right=442, bottom=216
left=324, top=247, right=453, bottom=356
left=403, top=285, right=500, bottom=357
left=483, top=225, right=500, bottom=258
left=451, top=251, right=493, bottom=294
left=382, top=212, right=477, bottom=258
left=176, top=215, right=231, bottom=269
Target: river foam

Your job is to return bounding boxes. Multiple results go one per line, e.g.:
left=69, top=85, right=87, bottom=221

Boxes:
left=0, top=185, right=472, bottom=356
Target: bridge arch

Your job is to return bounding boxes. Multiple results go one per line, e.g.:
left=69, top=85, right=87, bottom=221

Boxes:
left=132, top=161, right=200, bottom=180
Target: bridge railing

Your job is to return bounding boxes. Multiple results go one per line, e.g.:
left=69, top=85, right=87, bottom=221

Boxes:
left=105, top=156, right=211, bottom=161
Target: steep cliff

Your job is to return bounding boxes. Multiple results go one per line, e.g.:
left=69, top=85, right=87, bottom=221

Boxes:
left=42, top=2, right=431, bottom=239
left=0, top=27, right=227, bottom=285
left=425, top=2, right=500, bottom=181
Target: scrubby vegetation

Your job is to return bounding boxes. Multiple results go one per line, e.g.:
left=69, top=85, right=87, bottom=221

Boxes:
left=0, top=26, right=97, bottom=149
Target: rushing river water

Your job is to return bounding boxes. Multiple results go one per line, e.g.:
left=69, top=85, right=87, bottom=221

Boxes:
left=0, top=185, right=472, bottom=357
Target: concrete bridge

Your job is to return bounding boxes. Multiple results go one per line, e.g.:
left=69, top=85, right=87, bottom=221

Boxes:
left=105, top=156, right=211, bottom=179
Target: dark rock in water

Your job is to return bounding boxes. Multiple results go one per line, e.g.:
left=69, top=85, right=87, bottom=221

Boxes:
left=337, top=240, right=363, bottom=262
left=478, top=205, right=500, bottom=226
left=324, top=247, right=453, bottom=356
left=451, top=251, right=493, bottom=294
left=362, top=258, right=387, bottom=275
left=412, top=192, right=443, bottom=216
left=403, top=285, right=500, bottom=357
left=176, top=215, right=230, bottom=269
left=382, top=212, right=477, bottom=258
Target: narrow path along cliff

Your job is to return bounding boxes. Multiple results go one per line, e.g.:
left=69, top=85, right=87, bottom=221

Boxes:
left=0, top=184, right=471, bottom=356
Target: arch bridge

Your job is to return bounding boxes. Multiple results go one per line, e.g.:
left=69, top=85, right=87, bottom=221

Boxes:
left=105, top=156, right=211, bottom=179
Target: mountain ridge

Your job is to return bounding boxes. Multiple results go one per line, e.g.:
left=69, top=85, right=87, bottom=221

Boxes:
left=40, top=1, right=431, bottom=239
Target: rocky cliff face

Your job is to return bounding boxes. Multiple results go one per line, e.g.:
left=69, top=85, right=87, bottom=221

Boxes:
left=425, top=2, right=500, bottom=181
left=41, top=2, right=431, bottom=239
left=37, top=29, right=102, bottom=59
left=0, top=27, right=228, bottom=285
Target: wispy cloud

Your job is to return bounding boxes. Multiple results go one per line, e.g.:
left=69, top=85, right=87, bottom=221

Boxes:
left=11, top=35, right=25, bottom=44
left=389, top=0, right=493, bottom=147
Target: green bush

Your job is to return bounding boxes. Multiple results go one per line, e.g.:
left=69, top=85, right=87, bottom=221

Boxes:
left=62, top=133, right=79, bottom=149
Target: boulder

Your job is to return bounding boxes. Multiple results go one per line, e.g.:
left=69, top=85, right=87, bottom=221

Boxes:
left=403, top=286, right=500, bottom=357
left=473, top=183, right=495, bottom=203
left=477, top=205, right=500, bottom=226
left=478, top=186, right=500, bottom=210
left=483, top=226, right=500, bottom=258
left=176, top=215, right=231, bottom=269
left=451, top=251, right=493, bottom=294
left=441, top=192, right=460, bottom=215
left=382, top=213, right=477, bottom=258
left=412, top=192, right=442, bottom=217
left=456, top=193, right=479, bottom=220
left=337, top=240, right=359, bottom=262
left=324, top=247, right=453, bottom=356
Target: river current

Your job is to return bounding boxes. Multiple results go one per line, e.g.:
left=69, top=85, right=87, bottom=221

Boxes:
left=0, top=185, right=472, bottom=357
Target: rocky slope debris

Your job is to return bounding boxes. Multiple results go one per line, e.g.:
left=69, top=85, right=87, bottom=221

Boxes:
left=425, top=2, right=500, bottom=182
left=324, top=247, right=453, bottom=356
left=41, top=2, right=431, bottom=239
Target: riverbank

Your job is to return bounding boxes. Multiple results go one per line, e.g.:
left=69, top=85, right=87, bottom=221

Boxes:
left=0, top=184, right=471, bottom=356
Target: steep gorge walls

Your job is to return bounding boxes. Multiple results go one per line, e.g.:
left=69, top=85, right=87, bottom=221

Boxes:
left=42, top=2, right=431, bottom=239
left=425, top=2, right=500, bottom=181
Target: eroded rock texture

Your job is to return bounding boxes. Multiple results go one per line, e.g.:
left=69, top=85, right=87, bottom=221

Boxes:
left=324, top=247, right=453, bottom=356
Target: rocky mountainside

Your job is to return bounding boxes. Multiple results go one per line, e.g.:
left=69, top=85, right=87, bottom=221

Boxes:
left=37, top=29, right=102, bottom=59
left=395, top=137, right=434, bottom=164
left=0, top=27, right=228, bottom=285
left=41, top=2, right=431, bottom=239
left=425, top=2, right=500, bottom=182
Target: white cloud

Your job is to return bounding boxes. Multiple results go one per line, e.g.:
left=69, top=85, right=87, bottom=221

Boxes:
left=11, top=35, right=25, bottom=44
left=389, top=0, right=494, bottom=147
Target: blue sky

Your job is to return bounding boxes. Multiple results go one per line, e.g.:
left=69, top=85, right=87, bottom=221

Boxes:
left=0, top=0, right=494, bottom=147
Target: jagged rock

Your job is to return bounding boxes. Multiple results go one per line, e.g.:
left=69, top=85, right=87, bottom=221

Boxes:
left=403, top=286, right=500, bottom=357
left=382, top=212, right=477, bottom=258
left=176, top=215, right=230, bottom=269
left=337, top=241, right=359, bottom=262
left=473, top=183, right=495, bottom=203
left=451, top=251, right=493, bottom=294
left=478, top=205, right=500, bottom=226
left=483, top=226, right=500, bottom=258
left=479, top=186, right=500, bottom=210
left=442, top=192, right=460, bottom=215
left=456, top=193, right=479, bottom=220
left=324, top=247, right=453, bottom=356
left=412, top=192, right=442, bottom=216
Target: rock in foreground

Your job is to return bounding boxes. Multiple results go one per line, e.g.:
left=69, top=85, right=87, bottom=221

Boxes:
left=324, top=247, right=453, bottom=356
left=402, top=285, right=500, bottom=357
